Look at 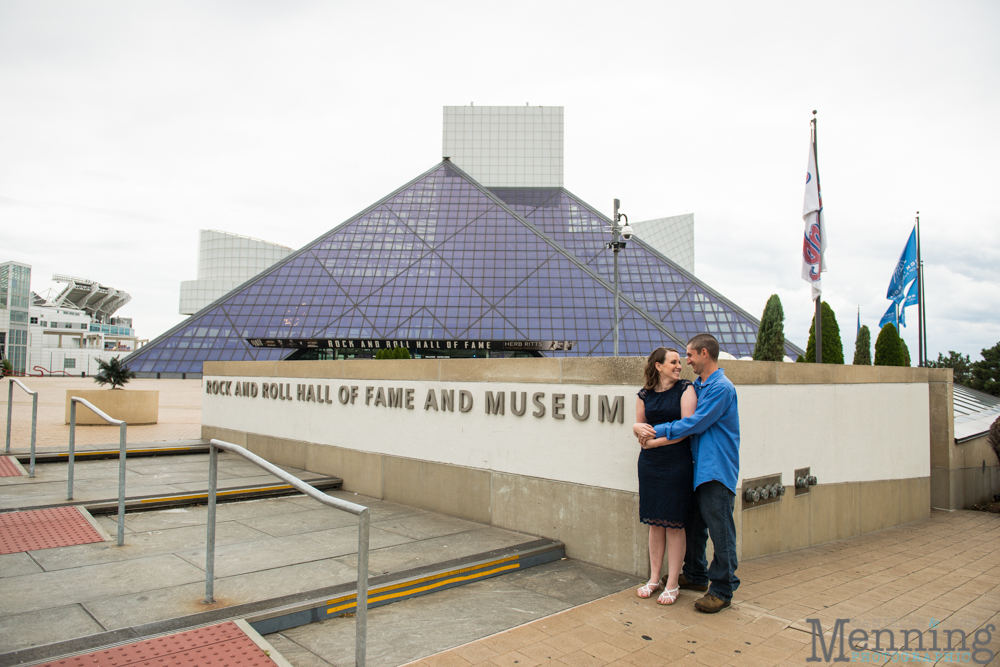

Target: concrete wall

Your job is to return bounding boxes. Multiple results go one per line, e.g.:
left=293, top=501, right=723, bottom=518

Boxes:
left=928, top=368, right=1000, bottom=509
left=201, top=358, right=942, bottom=577
left=933, top=431, right=1000, bottom=509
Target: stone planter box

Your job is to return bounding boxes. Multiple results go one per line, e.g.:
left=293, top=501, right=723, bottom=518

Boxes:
left=65, top=389, right=160, bottom=425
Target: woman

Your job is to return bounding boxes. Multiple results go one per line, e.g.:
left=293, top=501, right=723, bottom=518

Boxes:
left=632, top=347, right=696, bottom=605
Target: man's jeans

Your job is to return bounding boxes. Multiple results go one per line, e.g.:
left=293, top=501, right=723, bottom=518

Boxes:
left=682, top=480, right=740, bottom=601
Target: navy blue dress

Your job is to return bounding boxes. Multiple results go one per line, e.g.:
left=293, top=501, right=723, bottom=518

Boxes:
left=637, top=380, right=694, bottom=528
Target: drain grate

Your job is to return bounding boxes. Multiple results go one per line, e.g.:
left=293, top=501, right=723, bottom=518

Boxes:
left=0, top=506, right=105, bottom=555
left=29, top=621, right=278, bottom=667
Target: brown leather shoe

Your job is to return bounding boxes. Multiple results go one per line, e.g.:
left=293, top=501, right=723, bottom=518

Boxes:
left=672, top=574, right=708, bottom=592
left=694, top=593, right=732, bottom=613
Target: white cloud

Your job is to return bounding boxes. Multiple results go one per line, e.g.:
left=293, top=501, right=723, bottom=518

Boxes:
left=1, top=0, right=997, bottom=360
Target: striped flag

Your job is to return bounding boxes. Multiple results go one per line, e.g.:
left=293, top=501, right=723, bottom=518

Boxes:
left=802, top=140, right=827, bottom=300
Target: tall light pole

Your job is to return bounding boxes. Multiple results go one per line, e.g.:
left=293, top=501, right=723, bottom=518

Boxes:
left=606, top=199, right=633, bottom=357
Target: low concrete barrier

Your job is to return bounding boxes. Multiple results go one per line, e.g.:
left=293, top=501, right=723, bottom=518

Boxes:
left=65, top=389, right=159, bottom=425
left=201, top=358, right=945, bottom=577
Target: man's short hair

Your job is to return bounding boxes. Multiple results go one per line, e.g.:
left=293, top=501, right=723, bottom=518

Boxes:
left=687, top=333, right=720, bottom=361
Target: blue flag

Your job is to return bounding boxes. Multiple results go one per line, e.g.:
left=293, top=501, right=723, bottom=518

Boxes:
left=899, top=280, right=919, bottom=328
left=886, top=226, right=918, bottom=303
left=879, top=302, right=898, bottom=330
left=903, top=280, right=920, bottom=308
left=857, top=308, right=860, bottom=335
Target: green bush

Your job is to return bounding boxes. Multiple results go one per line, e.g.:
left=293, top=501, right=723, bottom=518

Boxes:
left=873, top=324, right=906, bottom=366
left=853, top=325, right=871, bottom=365
left=752, top=294, right=786, bottom=361
left=900, top=339, right=911, bottom=367
left=375, top=347, right=411, bottom=359
left=802, top=301, right=844, bottom=364
left=988, top=416, right=1000, bottom=464
left=94, top=356, right=136, bottom=389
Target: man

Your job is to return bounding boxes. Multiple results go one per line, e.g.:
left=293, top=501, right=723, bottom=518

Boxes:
left=634, top=333, right=740, bottom=613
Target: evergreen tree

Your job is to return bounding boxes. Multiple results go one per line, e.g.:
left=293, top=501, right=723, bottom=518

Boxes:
left=900, top=339, right=911, bottom=367
left=853, top=325, right=872, bottom=365
left=753, top=294, right=786, bottom=361
left=969, top=341, right=1000, bottom=397
left=802, top=301, right=844, bottom=364
left=873, top=324, right=906, bottom=366
left=927, top=351, right=973, bottom=385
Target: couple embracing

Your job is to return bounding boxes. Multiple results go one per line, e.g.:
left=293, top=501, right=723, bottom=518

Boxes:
left=632, top=333, right=740, bottom=613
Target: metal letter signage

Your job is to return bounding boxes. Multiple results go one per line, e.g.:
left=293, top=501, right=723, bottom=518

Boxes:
left=205, top=378, right=625, bottom=427
left=245, top=338, right=576, bottom=352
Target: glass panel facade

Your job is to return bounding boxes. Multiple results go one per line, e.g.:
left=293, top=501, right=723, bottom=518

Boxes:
left=126, top=163, right=800, bottom=376
left=1, top=263, right=31, bottom=373
left=492, top=187, right=799, bottom=359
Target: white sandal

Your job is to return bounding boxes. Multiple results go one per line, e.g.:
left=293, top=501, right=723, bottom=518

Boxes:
left=657, top=586, right=680, bottom=605
left=636, top=581, right=664, bottom=599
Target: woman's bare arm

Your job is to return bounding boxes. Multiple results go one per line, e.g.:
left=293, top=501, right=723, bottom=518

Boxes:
left=681, top=384, right=697, bottom=419
left=641, top=384, right=697, bottom=448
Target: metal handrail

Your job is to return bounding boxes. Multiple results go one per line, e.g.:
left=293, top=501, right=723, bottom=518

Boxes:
left=69, top=397, right=127, bottom=546
left=6, top=379, right=38, bottom=477
left=207, top=439, right=370, bottom=667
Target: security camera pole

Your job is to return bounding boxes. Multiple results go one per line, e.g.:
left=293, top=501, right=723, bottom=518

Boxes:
left=606, top=199, right=633, bottom=357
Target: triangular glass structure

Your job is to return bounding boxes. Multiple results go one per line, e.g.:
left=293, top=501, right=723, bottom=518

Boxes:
left=491, top=188, right=799, bottom=359
left=126, top=162, right=802, bottom=376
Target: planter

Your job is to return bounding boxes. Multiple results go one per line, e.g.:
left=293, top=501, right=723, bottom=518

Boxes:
left=65, top=389, right=160, bottom=425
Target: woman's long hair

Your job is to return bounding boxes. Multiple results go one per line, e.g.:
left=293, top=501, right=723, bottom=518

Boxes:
left=643, top=347, right=678, bottom=391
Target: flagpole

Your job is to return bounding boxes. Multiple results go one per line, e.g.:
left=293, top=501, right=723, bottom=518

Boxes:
left=915, top=212, right=926, bottom=366
left=812, top=111, right=822, bottom=363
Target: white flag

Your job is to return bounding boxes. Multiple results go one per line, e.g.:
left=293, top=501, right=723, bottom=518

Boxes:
left=801, top=141, right=827, bottom=300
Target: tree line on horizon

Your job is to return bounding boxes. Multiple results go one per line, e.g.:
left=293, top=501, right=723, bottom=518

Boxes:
left=750, top=294, right=999, bottom=397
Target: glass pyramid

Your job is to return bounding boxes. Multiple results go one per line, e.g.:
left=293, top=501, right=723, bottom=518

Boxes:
left=490, top=188, right=800, bottom=360
left=125, top=162, right=803, bottom=376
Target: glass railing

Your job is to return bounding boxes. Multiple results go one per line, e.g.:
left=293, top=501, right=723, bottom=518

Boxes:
left=88, top=324, right=134, bottom=336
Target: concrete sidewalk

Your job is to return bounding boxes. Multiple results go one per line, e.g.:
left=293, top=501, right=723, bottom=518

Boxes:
left=0, top=452, right=556, bottom=656
left=0, top=446, right=334, bottom=511
left=2, top=377, right=203, bottom=449
left=402, top=509, right=1000, bottom=667
left=6, top=376, right=1000, bottom=667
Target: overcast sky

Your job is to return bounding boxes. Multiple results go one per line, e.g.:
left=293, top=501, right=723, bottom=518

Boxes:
left=2, top=1, right=997, bottom=362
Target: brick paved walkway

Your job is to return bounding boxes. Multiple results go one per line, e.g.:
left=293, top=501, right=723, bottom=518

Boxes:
left=2, top=377, right=202, bottom=449
left=407, top=510, right=1000, bottom=667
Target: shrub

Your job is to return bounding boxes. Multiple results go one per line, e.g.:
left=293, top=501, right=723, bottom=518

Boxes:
left=753, top=294, right=786, bottom=361
left=988, top=416, right=1000, bottom=464
left=873, top=324, right=906, bottom=366
left=900, top=339, right=911, bottom=367
left=376, top=347, right=411, bottom=359
left=93, top=356, right=136, bottom=389
left=853, top=325, right=872, bottom=365
left=802, top=301, right=844, bottom=364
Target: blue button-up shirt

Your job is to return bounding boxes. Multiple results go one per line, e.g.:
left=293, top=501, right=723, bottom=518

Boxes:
left=653, top=368, right=740, bottom=494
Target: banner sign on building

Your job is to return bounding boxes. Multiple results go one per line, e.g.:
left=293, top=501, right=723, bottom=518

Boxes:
left=245, top=338, right=576, bottom=352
